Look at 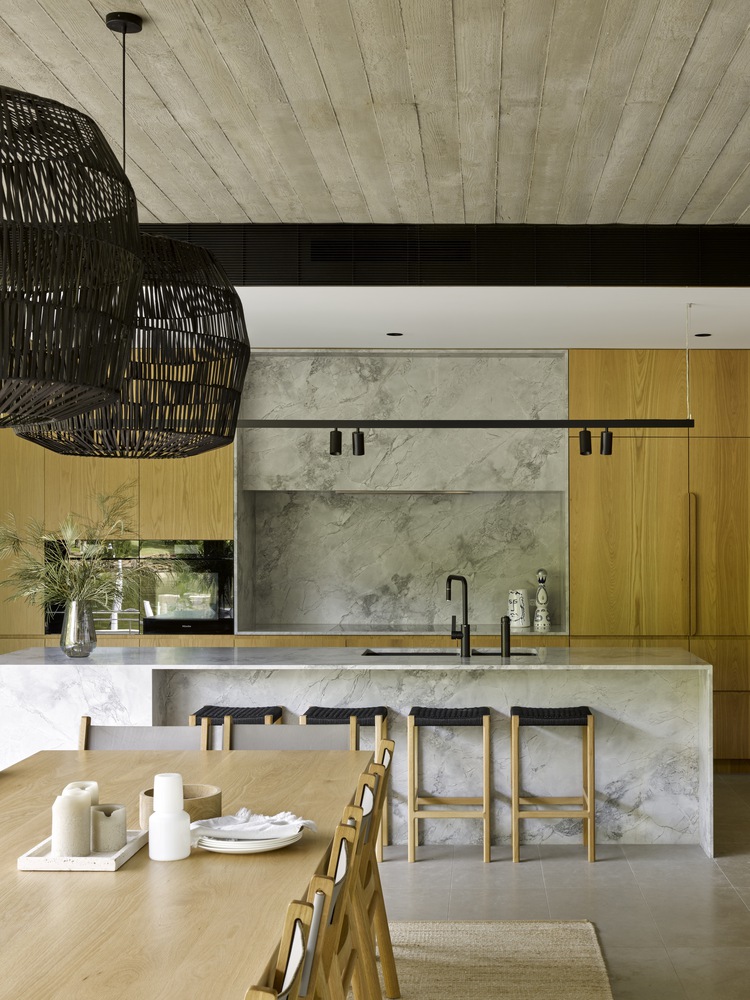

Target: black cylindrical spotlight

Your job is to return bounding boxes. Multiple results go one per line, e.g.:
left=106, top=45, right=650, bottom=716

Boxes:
left=600, top=428, right=613, bottom=455
left=330, top=428, right=342, bottom=455
left=579, top=428, right=592, bottom=455
left=352, top=429, right=365, bottom=456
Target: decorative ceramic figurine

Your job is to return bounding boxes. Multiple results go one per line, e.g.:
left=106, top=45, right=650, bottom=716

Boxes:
left=533, top=568, right=551, bottom=633
left=508, top=589, right=530, bottom=629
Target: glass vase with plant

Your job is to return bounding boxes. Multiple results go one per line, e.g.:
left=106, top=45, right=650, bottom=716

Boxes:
left=0, top=483, right=161, bottom=657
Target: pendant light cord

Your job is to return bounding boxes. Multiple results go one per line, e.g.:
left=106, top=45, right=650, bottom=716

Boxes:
left=121, top=28, right=127, bottom=172
left=685, top=302, right=692, bottom=421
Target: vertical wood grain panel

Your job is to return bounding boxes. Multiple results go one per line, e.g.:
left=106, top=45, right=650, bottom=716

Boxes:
left=43, top=454, right=140, bottom=536
left=138, top=447, right=233, bottom=540
left=569, top=436, right=689, bottom=635
left=714, top=692, right=750, bottom=758
left=569, top=349, right=688, bottom=432
left=689, top=350, right=750, bottom=437
left=689, top=438, right=750, bottom=635
left=0, top=432, right=45, bottom=635
left=690, top=637, right=750, bottom=691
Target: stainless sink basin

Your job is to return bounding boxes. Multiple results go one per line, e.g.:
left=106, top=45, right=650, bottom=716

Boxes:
left=360, top=647, right=538, bottom=657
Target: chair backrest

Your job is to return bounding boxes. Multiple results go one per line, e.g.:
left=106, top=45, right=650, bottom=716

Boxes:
left=222, top=718, right=352, bottom=751
left=79, top=715, right=209, bottom=751
left=245, top=899, right=313, bottom=1000
left=299, top=876, right=335, bottom=998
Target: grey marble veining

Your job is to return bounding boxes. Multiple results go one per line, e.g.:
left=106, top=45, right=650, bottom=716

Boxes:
left=0, top=646, right=712, bottom=855
left=247, top=490, right=566, bottom=629
left=238, top=351, right=567, bottom=493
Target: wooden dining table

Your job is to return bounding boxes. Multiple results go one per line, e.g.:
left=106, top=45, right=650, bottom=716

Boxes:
left=0, top=748, right=371, bottom=1000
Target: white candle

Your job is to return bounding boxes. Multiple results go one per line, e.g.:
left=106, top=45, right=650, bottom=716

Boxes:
left=91, top=804, right=127, bottom=853
left=51, top=789, right=91, bottom=857
left=62, top=780, right=99, bottom=806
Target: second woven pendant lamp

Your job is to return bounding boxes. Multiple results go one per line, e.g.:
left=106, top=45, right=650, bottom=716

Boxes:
left=0, top=85, right=142, bottom=425
left=16, top=233, right=250, bottom=458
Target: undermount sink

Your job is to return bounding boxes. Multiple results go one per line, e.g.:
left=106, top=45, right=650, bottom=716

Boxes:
left=360, top=647, right=538, bottom=657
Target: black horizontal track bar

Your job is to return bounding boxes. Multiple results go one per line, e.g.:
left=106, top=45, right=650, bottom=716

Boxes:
left=237, top=419, right=694, bottom=429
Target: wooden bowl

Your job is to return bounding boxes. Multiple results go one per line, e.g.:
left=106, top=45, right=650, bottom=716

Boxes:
left=139, top=783, right=222, bottom=830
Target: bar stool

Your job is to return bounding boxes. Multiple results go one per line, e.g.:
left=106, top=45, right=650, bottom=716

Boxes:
left=407, top=706, right=491, bottom=863
left=300, top=705, right=389, bottom=860
left=510, top=705, right=595, bottom=862
left=188, top=705, right=283, bottom=726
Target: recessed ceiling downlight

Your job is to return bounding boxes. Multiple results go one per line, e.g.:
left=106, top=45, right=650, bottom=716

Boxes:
left=386, top=331, right=404, bottom=337
left=694, top=332, right=711, bottom=337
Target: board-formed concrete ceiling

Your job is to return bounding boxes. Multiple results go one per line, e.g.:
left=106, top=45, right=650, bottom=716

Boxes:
left=3, top=0, right=750, bottom=226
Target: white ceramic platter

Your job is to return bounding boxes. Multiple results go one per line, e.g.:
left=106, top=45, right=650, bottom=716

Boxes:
left=197, top=830, right=303, bottom=854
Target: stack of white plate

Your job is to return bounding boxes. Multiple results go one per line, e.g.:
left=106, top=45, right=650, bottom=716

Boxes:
left=196, top=830, right=303, bottom=854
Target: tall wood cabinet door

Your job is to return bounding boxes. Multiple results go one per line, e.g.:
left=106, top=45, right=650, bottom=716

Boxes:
left=0, top=431, right=44, bottom=635
left=690, top=438, right=750, bottom=635
left=43, top=454, right=140, bottom=536
left=689, top=350, right=750, bottom=437
left=138, top=447, right=233, bottom=539
left=569, top=349, right=688, bottom=436
left=569, top=436, right=689, bottom=636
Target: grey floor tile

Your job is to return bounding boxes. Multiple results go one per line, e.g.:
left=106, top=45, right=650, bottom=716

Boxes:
left=668, top=946, right=750, bottom=1000
left=604, top=947, right=687, bottom=1000
left=640, top=884, right=750, bottom=948
left=545, top=885, right=660, bottom=948
left=714, top=855, right=750, bottom=887
left=447, top=886, right=551, bottom=920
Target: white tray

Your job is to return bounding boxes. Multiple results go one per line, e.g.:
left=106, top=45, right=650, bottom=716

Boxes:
left=17, top=829, right=149, bottom=871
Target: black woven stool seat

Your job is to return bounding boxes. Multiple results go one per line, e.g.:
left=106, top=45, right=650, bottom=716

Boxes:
left=410, top=706, right=490, bottom=727
left=303, top=705, right=388, bottom=725
left=192, top=705, right=282, bottom=724
left=511, top=705, right=591, bottom=727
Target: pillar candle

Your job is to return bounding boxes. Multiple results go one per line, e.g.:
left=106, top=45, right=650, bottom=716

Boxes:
left=62, top=780, right=99, bottom=805
left=91, top=804, right=127, bottom=853
left=51, top=789, right=91, bottom=857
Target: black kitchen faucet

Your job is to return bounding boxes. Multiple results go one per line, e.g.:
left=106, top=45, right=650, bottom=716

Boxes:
left=446, top=573, right=472, bottom=657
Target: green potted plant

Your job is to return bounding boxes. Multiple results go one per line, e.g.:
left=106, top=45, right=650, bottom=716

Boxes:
left=0, top=483, right=158, bottom=657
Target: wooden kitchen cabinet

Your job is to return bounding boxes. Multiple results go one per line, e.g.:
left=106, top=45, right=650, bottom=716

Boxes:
left=689, top=349, right=750, bottom=437
left=43, top=452, right=140, bottom=535
left=689, top=438, right=750, bottom=635
left=0, top=431, right=45, bottom=636
left=138, top=446, right=233, bottom=539
left=569, top=435, right=689, bottom=636
left=568, top=349, right=688, bottom=435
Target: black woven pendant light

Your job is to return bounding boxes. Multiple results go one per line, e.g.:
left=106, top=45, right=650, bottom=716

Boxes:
left=0, top=85, right=141, bottom=425
left=16, top=233, right=250, bottom=457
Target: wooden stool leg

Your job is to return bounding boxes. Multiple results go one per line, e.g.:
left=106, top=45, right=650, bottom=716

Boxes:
left=511, top=714, right=520, bottom=862
left=375, top=715, right=386, bottom=863
left=483, top=714, right=491, bottom=862
left=582, top=722, right=588, bottom=849
left=586, top=714, right=596, bottom=862
left=407, top=715, right=417, bottom=863
left=349, top=715, right=359, bottom=751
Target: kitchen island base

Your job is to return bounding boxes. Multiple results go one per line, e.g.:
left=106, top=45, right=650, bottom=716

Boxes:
left=0, top=646, right=712, bottom=856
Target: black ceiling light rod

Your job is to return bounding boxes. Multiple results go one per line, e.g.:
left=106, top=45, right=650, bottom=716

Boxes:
left=237, top=418, right=694, bottom=429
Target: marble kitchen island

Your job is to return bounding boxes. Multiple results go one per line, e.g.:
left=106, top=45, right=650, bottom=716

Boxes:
left=0, top=645, right=713, bottom=856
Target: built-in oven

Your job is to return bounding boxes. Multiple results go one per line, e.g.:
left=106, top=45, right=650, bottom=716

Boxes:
left=45, top=539, right=234, bottom=636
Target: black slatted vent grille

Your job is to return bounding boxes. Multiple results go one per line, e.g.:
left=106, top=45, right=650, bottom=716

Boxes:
left=139, top=223, right=750, bottom=287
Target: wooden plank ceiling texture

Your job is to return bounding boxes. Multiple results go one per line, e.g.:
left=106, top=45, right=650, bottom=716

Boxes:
left=2, top=0, right=750, bottom=226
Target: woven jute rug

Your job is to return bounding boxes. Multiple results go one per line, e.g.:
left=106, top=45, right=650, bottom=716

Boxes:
left=383, top=920, right=614, bottom=1000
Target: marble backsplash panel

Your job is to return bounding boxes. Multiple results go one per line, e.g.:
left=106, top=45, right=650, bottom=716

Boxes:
left=244, top=490, right=565, bottom=628
left=238, top=351, right=567, bottom=493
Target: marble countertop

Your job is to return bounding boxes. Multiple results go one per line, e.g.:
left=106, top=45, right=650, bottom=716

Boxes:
left=0, top=645, right=710, bottom=671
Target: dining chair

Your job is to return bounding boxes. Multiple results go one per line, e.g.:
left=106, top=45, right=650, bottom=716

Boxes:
left=79, top=715, right=210, bottom=751
left=359, top=741, right=400, bottom=999
left=220, top=717, right=352, bottom=751
left=314, top=812, right=382, bottom=1000
left=245, top=898, right=315, bottom=1000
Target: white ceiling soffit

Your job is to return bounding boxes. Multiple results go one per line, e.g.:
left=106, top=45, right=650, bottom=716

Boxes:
left=238, top=286, right=750, bottom=350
